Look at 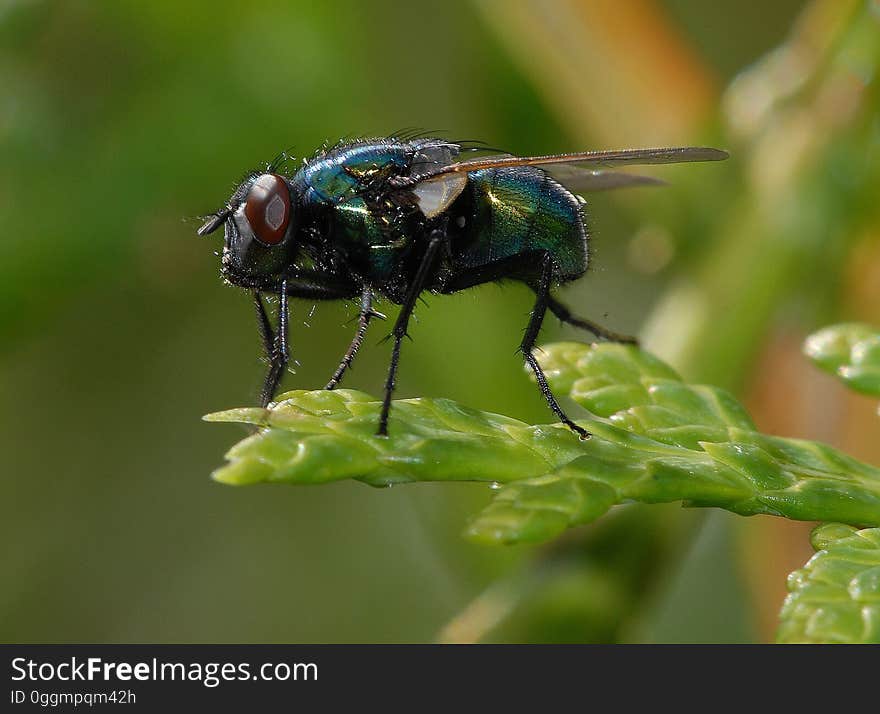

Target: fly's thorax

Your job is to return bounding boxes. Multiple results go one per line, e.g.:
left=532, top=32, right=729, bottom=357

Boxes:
left=327, top=194, right=424, bottom=284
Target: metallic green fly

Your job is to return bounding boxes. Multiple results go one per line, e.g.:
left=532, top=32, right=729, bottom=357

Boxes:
left=199, top=136, right=727, bottom=437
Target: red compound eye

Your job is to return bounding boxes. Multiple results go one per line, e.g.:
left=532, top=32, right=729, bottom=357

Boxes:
left=244, top=173, right=290, bottom=245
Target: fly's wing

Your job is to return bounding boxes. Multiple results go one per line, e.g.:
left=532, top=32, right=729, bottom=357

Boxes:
left=404, top=146, right=727, bottom=217
left=544, top=166, right=666, bottom=192
left=424, top=146, right=729, bottom=176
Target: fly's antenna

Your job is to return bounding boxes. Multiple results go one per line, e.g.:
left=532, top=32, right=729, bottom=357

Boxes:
left=197, top=209, right=230, bottom=236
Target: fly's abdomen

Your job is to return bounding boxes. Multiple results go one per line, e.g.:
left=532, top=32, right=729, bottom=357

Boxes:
left=454, top=167, right=588, bottom=280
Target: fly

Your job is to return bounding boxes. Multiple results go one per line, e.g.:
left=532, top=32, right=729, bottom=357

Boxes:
left=198, top=137, right=727, bottom=438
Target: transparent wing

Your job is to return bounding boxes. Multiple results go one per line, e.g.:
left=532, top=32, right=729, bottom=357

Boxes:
left=545, top=166, right=666, bottom=192
left=401, top=146, right=728, bottom=187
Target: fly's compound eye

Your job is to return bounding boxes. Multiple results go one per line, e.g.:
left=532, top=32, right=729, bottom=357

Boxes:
left=244, top=173, right=291, bottom=246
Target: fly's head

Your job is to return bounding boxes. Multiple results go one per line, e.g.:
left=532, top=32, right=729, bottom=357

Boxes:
left=198, top=172, right=298, bottom=288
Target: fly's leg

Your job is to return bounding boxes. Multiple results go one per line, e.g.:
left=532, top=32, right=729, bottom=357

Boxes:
left=325, top=289, right=385, bottom=390
left=522, top=255, right=590, bottom=439
left=254, top=279, right=290, bottom=407
left=253, top=279, right=359, bottom=405
left=546, top=295, right=638, bottom=344
left=253, top=289, right=275, bottom=359
left=378, top=232, right=445, bottom=436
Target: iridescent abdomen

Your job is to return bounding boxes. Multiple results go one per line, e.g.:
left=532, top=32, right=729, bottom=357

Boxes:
left=453, top=167, right=588, bottom=280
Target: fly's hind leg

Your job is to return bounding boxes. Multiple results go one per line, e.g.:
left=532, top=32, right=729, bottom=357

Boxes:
left=546, top=295, right=638, bottom=345
left=522, top=254, right=590, bottom=439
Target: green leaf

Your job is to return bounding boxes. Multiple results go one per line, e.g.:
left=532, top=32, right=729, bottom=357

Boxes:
left=777, top=523, right=880, bottom=644
left=206, top=342, right=880, bottom=545
left=804, top=323, right=880, bottom=397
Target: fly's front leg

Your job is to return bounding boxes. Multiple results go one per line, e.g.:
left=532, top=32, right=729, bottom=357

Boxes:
left=253, top=277, right=359, bottom=405
left=253, top=290, right=275, bottom=358
left=325, top=288, right=385, bottom=390
left=378, top=232, right=445, bottom=436
left=255, top=279, right=290, bottom=407
left=522, top=254, right=590, bottom=439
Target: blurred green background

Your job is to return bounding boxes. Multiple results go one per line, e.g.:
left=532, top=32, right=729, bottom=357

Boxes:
left=2, top=0, right=878, bottom=643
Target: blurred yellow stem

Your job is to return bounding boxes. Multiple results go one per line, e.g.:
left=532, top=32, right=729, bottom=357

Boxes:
left=473, top=0, right=716, bottom=145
